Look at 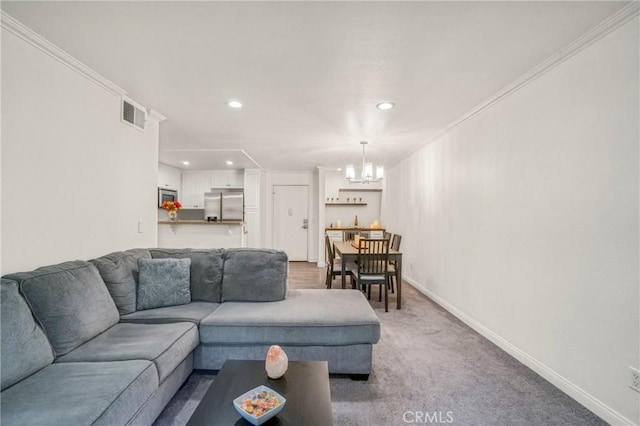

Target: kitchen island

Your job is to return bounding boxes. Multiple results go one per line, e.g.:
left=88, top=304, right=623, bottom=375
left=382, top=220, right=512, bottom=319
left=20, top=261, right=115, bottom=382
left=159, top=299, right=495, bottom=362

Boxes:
left=158, top=220, right=246, bottom=249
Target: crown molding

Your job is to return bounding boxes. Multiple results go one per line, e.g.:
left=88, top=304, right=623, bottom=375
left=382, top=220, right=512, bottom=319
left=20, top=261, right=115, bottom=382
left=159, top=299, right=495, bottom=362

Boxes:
left=1, top=11, right=126, bottom=97
left=391, top=1, right=640, bottom=168
left=239, top=149, right=265, bottom=171
left=148, top=109, right=167, bottom=122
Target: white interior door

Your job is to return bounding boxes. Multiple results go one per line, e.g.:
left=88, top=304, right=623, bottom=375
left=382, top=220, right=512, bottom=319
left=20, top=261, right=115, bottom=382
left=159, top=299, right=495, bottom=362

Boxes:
left=273, top=185, right=308, bottom=261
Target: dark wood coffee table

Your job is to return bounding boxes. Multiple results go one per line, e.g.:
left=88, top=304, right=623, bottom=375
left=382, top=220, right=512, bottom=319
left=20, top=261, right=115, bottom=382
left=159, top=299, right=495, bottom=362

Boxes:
left=186, top=360, right=333, bottom=426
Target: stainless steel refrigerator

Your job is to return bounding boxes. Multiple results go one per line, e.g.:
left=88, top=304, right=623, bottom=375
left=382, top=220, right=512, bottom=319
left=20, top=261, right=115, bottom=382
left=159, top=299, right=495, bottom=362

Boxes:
left=204, top=189, right=244, bottom=221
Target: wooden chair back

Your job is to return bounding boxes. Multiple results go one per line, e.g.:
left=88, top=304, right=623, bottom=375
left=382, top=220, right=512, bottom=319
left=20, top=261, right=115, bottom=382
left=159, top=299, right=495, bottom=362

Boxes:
left=357, top=238, right=389, bottom=276
left=391, top=234, right=402, bottom=251
left=325, top=234, right=335, bottom=267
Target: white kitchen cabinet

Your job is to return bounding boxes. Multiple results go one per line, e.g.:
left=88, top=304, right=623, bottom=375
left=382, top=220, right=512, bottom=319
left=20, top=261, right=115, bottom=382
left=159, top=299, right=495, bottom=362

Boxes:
left=244, top=169, right=261, bottom=209
left=243, top=169, right=262, bottom=247
left=369, top=230, right=384, bottom=239
left=326, top=230, right=343, bottom=242
left=244, top=210, right=260, bottom=248
left=181, top=172, right=213, bottom=208
left=158, top=163, right=181, bottom=191
left=212, top=170, right=244, bottom=188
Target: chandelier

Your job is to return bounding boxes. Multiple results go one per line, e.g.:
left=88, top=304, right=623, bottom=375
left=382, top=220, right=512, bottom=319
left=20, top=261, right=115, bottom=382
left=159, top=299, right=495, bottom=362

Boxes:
left=345, top=141, right=384, bottom=184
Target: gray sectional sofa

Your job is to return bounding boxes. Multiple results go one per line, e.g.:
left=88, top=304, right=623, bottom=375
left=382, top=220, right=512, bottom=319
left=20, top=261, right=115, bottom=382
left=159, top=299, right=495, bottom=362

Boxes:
left=0, top=248, right=380, bottom=425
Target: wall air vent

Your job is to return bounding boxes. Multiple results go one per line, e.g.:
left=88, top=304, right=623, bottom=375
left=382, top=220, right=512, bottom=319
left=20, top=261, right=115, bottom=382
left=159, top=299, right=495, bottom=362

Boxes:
left=122, top=97, right=146, bottom=130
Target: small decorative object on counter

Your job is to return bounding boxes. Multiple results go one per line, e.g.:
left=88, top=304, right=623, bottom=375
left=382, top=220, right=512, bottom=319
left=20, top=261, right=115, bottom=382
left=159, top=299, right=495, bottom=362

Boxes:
left=265, top=345, right=288, bottom=379
left=354, top=215, right=359, bottom=227
left=161, top=200, right=183, bottom=222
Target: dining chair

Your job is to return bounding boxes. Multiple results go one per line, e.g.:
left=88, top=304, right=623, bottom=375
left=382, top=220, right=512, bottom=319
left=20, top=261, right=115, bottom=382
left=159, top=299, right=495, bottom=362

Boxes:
left=344, top=230, right=358, bottom=241
left=353, top=238, right=390, bottom=312
left=384, top=231, right=392, bottom=241
left=391, top=234, right=402, bottom=251
left=387, top=234, right=402, bottom=293
left=325, top=234, right=354, bottom=289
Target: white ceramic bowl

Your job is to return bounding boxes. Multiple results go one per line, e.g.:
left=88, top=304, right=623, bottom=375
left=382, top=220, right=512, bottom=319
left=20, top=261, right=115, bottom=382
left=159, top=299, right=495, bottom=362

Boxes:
left=232, top=385, right=286, bottom=425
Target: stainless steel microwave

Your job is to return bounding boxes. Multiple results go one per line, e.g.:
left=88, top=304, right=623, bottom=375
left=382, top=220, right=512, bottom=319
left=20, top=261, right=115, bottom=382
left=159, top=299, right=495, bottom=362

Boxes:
left=158, top=188, right=178, bottom=207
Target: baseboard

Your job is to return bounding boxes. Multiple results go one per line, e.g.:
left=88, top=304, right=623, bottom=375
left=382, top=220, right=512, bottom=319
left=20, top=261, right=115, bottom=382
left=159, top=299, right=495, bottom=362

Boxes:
left=404, top=276, right=637, bottom=426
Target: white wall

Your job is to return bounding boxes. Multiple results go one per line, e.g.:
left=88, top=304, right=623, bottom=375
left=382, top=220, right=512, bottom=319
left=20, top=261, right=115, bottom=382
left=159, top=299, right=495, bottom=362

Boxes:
left=382, top=17, right=639, bottom=425
left=264, top=171, right=318, bottom=262
left=1, top=24, right=161, bottom=274
left=324, top=170, right=382, bottom=228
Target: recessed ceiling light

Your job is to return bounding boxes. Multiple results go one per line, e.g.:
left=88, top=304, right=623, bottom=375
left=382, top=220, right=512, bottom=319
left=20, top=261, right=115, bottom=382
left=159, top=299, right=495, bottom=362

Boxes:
left=226, top=161, right=233, bottom=165
left=376, top=101, right=395, bottom=110
left=227, top=100, right=243, bottom=109
left=337, top=168, right=342, bottom=172
left=182, top=161, right=190, bottom=165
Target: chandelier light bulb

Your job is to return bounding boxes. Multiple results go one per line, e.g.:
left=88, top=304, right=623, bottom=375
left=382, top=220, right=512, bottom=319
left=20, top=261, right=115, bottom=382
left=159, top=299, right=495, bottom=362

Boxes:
left=345, top=164, right=356, bottom=180
left=363, top=162, right=373, bottom=180
left=345, top=141, right=384, bottom=184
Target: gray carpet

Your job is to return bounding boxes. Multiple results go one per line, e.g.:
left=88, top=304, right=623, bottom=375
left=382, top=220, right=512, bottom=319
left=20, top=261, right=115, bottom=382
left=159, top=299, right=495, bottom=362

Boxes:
left=154, top=264, right=606, bottom=425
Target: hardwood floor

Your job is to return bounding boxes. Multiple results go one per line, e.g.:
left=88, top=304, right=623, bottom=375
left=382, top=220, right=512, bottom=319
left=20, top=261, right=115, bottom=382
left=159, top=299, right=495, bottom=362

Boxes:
left=287, top=261, right=327, bottom=289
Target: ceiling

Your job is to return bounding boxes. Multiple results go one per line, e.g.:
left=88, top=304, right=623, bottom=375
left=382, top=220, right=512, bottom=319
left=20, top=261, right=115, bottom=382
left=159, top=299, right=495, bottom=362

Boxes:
left=1, top=1, right=629, bottom=172
left=159, top=149, right=261, bottom=171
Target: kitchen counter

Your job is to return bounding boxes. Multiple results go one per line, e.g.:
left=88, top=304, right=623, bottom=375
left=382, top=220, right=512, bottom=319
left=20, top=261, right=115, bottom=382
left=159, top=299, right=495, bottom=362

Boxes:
left=158, top=220, right=245, bottom=225
left=158, top=220, right=246, bottom=248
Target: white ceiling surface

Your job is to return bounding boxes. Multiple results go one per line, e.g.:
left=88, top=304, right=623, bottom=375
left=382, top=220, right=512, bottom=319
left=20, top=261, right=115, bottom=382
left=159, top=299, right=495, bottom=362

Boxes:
left=1, top=1, right=629, bottom=172
left=159, top=149, right=260, bottom=171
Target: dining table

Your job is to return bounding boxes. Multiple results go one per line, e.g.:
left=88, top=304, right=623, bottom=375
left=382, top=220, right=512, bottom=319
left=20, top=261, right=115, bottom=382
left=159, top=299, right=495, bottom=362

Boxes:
left=332, top=240, right=403, bottom=309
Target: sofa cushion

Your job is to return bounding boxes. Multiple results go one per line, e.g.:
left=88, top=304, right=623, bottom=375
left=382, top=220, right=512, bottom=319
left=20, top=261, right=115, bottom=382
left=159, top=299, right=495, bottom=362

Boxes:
left=120, top=301, right=220, bottom=325
left=4, top=261, right=119, bottom=356
left=57, top=322, right=199, bottom=383
left=0, top=360, right=157, bottom=426
left=137, top=258, right=191, bottom=310
left=149, top=248, right=225, bottom=303
left=90, top=249, right=151, bottom=315
left=200, top=289, right=380, bottom=346
left=221, top=248, right=288, bottom=302
left=0, top=279, right=55, bottom=390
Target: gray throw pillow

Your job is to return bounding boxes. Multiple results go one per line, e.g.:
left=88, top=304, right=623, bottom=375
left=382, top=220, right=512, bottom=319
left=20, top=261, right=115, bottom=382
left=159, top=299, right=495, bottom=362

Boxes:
left=149, top=249, right=224, bottom=303
left=137, top=258, right=191, bottom=311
